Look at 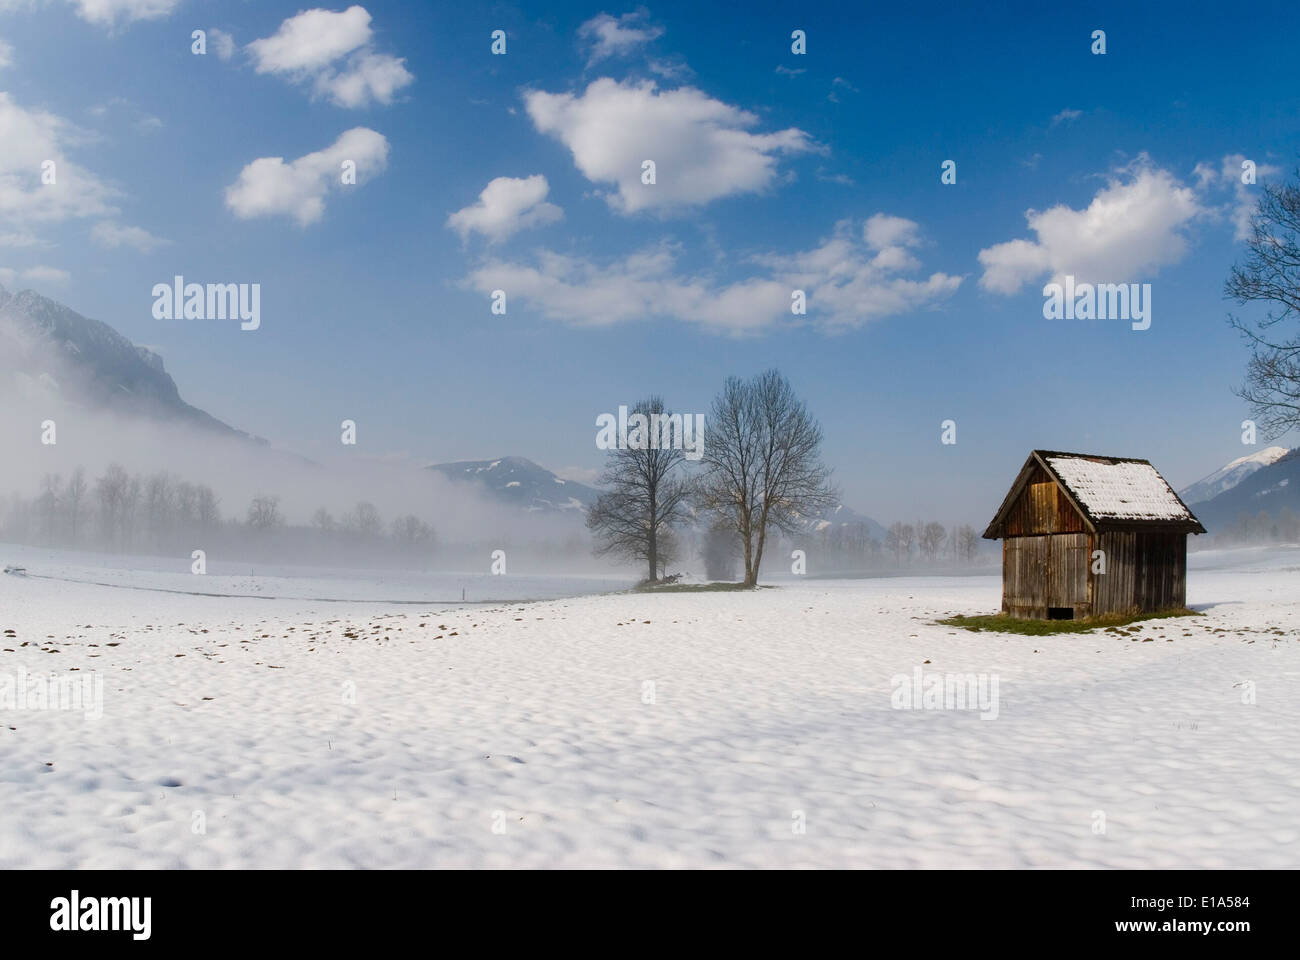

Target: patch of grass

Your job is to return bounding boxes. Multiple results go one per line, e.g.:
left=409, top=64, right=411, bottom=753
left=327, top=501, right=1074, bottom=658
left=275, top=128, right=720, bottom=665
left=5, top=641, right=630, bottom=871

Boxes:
left=632, top=581, right=763, bottom=593
left=938, top=608, right=1199, bottom=635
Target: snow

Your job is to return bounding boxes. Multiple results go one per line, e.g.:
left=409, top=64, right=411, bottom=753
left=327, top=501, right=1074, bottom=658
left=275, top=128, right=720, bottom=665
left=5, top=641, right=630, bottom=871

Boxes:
left=2, top=544, right=1298, bottom=868
left=1223, top=446, right=1289, bottom=471
left=1179, top=446, right=1289, bottom=504
left=1047, top=455, right=1195, bottom=522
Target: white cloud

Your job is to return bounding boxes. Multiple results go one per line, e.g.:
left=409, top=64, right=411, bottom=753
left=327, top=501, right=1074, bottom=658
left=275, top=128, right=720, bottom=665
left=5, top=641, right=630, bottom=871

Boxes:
left=248, top=6, right=413, bottom=108
left=71, top=0, right=180, bottom=27
left=0, top=232, right=45, bottom=248
left=1193, top=153, right=1281, bottom=241
left=578, top=10, right=664, bottom=65
left=314, top=51, right=413, bottom=108
left=249, top=6, right=371, bottom=72
left=827, top=76, right=858, bottom=103
left=0, top=37, right=13, bottom=68
left=647, top=57, right=691, bottom=81
left=466, top=216, right=959, bottom=334
left=447, top=175, right=562, bottom=243
left=225, top=127, right=388, bottom=226
left=0, top=92, right=118, bottom=225
left=555, top=465, right=604, bottom=487
left=0, top=264, right=70, bottom=286
left=525, top=78, right=817, bottom=214
left=978, top=157, right=1206, bottom=294
left=208, top=27, right=235, bottom=61
left=863, top=213, right=921, bottom=253
left=20, top=264, right=70, bottom=283
left=1050, top=108, right=1082, bottom=126
left=755, top=217, right=961, bottom=329
left=91, top=220, right=167, bottom=251
left=88, top=97, right=162, bottom=133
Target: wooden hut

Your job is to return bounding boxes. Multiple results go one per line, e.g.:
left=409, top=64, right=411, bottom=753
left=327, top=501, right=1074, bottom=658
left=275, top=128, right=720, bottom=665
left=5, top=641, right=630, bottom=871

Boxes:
left=983, top=451, right=1205, bottom=620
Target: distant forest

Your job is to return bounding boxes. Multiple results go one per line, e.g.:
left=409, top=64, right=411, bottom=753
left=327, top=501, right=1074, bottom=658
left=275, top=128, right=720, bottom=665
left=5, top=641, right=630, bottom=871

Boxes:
left=0, top=463, right=525, bottom=569
left=6, top=463, right=1288, bottom=574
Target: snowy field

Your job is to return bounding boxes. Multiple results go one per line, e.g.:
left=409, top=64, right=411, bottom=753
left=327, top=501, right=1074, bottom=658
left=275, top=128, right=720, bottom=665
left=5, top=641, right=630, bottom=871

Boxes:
left=0, top=544, right=632, bottom=603
left=1, top=544, right=1298, bottom=868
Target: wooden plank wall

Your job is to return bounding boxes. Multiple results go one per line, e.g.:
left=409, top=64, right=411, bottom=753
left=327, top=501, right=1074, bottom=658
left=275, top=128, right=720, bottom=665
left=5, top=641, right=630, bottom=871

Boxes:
left=1093, top=531, right=1135, bottom=615
left=1135, top=531, right=1187, bottom=611
left=1003, top=467, right=1088, bottom=537
left=1092, top=530, right=1187, bottom=614
left=1003, top=533, right=1090, bottom=618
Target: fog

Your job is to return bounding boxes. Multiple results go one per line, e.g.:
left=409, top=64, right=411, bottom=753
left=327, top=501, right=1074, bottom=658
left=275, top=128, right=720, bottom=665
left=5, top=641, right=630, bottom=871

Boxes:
left=0, top=326, right=624, bottom=575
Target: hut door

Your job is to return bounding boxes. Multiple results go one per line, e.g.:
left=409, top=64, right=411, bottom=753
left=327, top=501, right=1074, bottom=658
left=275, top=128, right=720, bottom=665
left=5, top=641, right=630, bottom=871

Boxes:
left=1047, top=534, right=1089, bottom=613
left=1004, top=536, right=1049, bottom=617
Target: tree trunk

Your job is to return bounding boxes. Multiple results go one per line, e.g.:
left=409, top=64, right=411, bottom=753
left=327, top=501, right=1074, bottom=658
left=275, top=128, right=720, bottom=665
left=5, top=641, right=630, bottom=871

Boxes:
left=750, top=520, right=768, bottom=587
left=647, top=493, right=657, bottom=582
left=740, top=511, right=754, bottom=584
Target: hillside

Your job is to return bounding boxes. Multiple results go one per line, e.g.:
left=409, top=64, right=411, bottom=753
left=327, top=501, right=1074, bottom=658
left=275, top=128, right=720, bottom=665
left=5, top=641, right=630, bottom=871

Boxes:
left=1193, top=449, right=1300, bottom=532
left=1180, top=446, right=1289, bottom=506
left=0, top=283, right=253, bottom=439
left=428, top=456, right=601, bottom=514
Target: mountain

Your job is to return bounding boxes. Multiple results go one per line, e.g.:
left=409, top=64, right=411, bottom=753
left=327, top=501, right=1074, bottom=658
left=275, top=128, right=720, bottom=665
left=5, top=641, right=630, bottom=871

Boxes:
left=1193, top=449, right=1300, bottom=532
left=799, top=501, right=889, bottom=542
left=1180, top=446, right=1289, bottom=506
left=429, top=456, right=602, bottom=514
left=0, top=283, right=253, bottom=439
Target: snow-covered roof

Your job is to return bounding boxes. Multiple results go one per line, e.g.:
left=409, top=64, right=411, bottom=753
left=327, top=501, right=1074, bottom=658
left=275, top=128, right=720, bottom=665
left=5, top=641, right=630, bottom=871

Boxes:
left=1046, top=455, right=1196, bottom=523
left=984, top=450, right=1206, bottom=539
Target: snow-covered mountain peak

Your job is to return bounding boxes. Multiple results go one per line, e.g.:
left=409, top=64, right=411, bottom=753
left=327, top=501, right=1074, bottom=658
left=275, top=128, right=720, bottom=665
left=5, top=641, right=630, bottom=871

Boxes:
left=1180, top=446, right=1290, bottom=506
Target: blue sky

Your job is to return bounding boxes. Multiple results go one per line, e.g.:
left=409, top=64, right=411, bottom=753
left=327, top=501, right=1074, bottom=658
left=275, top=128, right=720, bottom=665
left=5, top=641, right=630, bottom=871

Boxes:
left=2, top=0, right=1298, bottom=525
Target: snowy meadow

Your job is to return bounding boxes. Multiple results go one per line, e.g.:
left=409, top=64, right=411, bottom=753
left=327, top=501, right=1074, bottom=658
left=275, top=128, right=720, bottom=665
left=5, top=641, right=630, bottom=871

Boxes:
left=2, top=544, right=1296, bottom=869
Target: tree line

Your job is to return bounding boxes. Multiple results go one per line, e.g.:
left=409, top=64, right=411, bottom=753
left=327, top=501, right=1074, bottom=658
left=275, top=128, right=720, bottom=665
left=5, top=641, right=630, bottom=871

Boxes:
left=1211, top=508, right=1300, bottom=546
left=0, top=464, right=439, bottom=562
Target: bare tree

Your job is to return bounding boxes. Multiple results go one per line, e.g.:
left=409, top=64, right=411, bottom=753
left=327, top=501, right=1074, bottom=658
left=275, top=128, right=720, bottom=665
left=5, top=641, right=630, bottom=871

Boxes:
left=311, top=507, right=336, bottom=534
left=95, top=463, right=129, bottom=548
left=344, top=501, right=382, bottom=539
left=121, top=476, right=142, bottom=548
left=697, top=370, right=836, bottom=586
left=885, top=521, right=915, bottom=565
left=174, top=481, right=198, bottom=532
left=1227, top=168, right=1300, bottom=438
left=66, top=468, right=87, bottom=545
left=919, top=521, right=945, bottom=562
left=955, top=524, right=979, bottom=563
left=37, top=473, right=60, bottom=544
left=586, top=396, right=691, bottom=583
left=391, top=514, right=435, bottom=550
left=196, top=485, right=221, bottom=530
left=145, top=472, right=176, bottom=546
left=247, top=495, right=283, bottom=531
